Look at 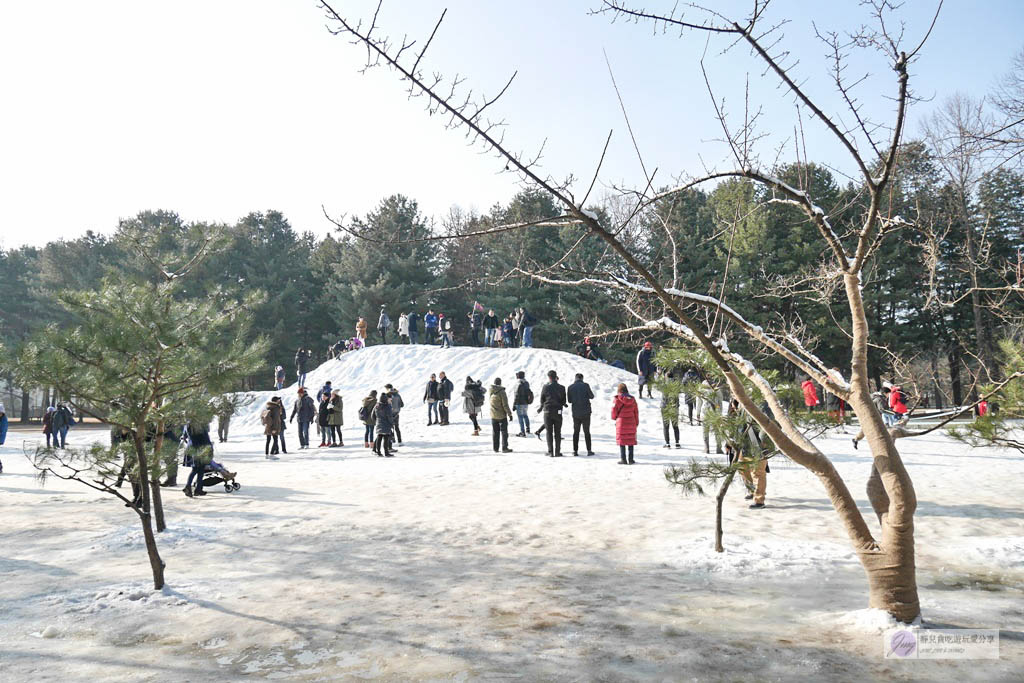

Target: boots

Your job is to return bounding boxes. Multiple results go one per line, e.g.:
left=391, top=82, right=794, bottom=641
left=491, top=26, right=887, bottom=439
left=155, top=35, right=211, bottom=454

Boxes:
left=183, top=486, right=193, bottom=498
left=160, top=477, right=177, bottom=487
left=472, top=429, right=480, bottom=436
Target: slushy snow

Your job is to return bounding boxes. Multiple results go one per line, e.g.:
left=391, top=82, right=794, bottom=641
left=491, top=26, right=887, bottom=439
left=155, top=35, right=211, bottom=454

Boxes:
left=1, top=344, right=1022, bottom=680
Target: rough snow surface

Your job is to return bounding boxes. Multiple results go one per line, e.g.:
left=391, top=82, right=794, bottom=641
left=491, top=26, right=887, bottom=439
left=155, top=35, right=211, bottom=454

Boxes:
left=1, top=344, right=1022, bottom=680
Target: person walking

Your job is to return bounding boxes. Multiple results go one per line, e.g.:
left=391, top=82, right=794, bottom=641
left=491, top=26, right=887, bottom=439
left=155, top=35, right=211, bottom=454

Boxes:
left=635, top=341, right=656, bottom=398
left=538, top=370, right=567, bottom=457
left=801, top=377, right=819, bottom=412
left=462, top=376, right=485, bottom=436
left=738, top=416, right=769, bottom=509
left=290, top=387, right=317, bottom=449
left=661, top=371, right=681, bottom=449
left=407, top=310, right=420, bottom=345
left=520, top=307, right=537, bottom=348
left=360, top=390, right=377, bottom=448
left=566, top=373, right=595, bottom=456
left=317, top=392, right=332, bottom=447
left=437, top=371, right=454, bottom=424
left=274, top=365, right=286, bottom=390
left=42, top=405, right=57, bottom=449
left=439, top=314, right=454, bottom=348
left=295, top=348, right=311, bottom=388
left=181, top=421, right=222, bottom=498
left=424, top=373, right=440, bottom=425
left=0, top=403, right=6, bottom=473
left=398, top=312, right=410, bottom=343
left=488, top=378, right=514, bottom=453
left=681, top=366, right=701, bottom=425
left=483, top=309, right=500, bottom=347
left=356, top=317, right=368, bottom=345
left=512, top=371, right=533, bottom=436
left=888, top=381, right=908, bottom=420
left=385, top=384, right=404, bottom=446
left=424, top=309, right=439, bottom=345
left=261, top=397, right=285, bottom=459
left=612, top=383, right=639, bottom=464
left=216, top=399, right=234, bottom=443
left=371, top=393, right=395, bottom=456
left=701, top=381, right=725, bottom=455
left=377, top=306, right=391, bottom=344
left=52, top=402, right=74, bottom=449
left=468, top=308, right=483, bottom=346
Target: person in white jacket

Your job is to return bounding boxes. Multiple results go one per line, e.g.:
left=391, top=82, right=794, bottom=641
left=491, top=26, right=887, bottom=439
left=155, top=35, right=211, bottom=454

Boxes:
left=398, top=312, right=410, bottom=341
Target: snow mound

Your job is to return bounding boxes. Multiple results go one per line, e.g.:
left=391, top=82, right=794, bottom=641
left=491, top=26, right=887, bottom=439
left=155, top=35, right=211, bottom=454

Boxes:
left=651, top=534, right=859, bottom=574
left=91, top=523, right=222, bottom=552
left=954, top=536, right=1024, bottom=570
left=232, top=344, right=650, bottom=435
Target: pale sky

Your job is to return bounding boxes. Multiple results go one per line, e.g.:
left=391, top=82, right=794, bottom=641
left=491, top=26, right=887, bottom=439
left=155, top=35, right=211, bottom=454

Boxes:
left=1, top=0, right=1021, bottom=249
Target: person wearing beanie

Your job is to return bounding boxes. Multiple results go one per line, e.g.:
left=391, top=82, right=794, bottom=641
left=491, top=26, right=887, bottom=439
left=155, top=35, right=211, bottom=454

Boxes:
left=512, top=370, right=533, bottom=436
left=612, top=383, right=639, bottom=464
left=636, top=341, right=656, bottom=398
left=488, top=377, right=514, bottom=453
left=567, top=372, right=595, bottom=456
left=538, top=370, right=567, bottom=457
left=290, top=386, right=317, bottom=449
left=42, top=405, right=58, bottom=449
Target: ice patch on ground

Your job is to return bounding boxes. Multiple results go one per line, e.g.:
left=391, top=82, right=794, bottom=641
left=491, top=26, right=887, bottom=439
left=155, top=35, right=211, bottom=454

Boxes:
left=826, top=608, right=923, bottom=633
left=652, top=534, right=858, bottom=574
left=91, top=523, right=221, bottom=551
left=954, top=536, right=1024, bottom=570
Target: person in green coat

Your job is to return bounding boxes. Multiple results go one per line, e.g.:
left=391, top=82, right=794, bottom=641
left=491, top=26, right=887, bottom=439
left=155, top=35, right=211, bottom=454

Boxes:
left=488, top=378, right=514, bottom=454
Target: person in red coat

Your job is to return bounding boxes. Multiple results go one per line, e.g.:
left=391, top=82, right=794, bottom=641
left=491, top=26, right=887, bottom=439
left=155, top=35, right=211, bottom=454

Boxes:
left=801, top=378, right=819, bottom=412
left=887, top=382, right=908, bottom=418
left=612, top=383, right=639, bottom=465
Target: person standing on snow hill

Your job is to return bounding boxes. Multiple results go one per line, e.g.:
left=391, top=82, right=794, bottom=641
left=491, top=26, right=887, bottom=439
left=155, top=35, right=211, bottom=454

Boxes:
left=295, top=348, right=311, bottom=388
left=360, top=390, right=377, bottom=448
left=439, top=314, right=454, bottom=348
left=355, top=317, right=368, bottom=344
left=635, top=341, right=656, bottom=399
left=317, top=381, right=334, bottom=403
left=274, top=365, right=286, bottom=390
left=261, top=397, right=285, bottom=459
left=488, top=377, right=514, bottom=453
left=538, top=370, right=567, bottom=457
left=463, top=376, right=485, bottom=436
left=801, top=377, right=819, bottom=412
left=567, top=373, right=595, bottom=457
left=377, top=306, right=391, bottom=344
left=424, top=309, right=439, bottom=345
left=501, top=317, right=515, bottom=348
left=424, top=373, right=440, bottom=425
left=468, top=307, right=483, bottom=346
left=385, top=384, right=404, bottom=446
left=370, top=392, right=395, bottom=456
left=512, top=370, right=533, bottom=436
left=612, top=383, right=639, bottom=465
left=437, top=371, right=454, bottom=424
left=398, top=312, right=410, bottom=343
left=407, top=310, right=420, bottom=345
left=290, top=387, right=317, bottom=449
left=482, top=309, right=500, bottom=347
left=520, top=307, right=537, bottom=348
left=0, top=402, right=7, bottom=473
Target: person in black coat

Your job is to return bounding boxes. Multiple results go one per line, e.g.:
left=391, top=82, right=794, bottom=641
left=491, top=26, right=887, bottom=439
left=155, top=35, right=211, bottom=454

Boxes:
left=538, top=370, right=568, bottom=457
left=566, top=373, right=595, bottom=456
left=290, top=387, right=317, bottom=449
left=424, top=374, right=440, bottom=425
left=437, top=371, right=454, bottom=424
left=316, top=395, right=331, bottom=447
left=636, top=341, right=656, bottom=398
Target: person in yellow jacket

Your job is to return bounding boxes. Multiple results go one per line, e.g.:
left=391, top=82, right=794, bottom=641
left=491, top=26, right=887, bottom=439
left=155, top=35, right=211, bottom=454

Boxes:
left=488, top=378, right=514, bottom=454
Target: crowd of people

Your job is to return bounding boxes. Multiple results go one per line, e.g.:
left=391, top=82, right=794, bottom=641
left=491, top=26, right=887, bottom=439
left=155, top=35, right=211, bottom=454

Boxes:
left=318, top=304, right=541, bottom=362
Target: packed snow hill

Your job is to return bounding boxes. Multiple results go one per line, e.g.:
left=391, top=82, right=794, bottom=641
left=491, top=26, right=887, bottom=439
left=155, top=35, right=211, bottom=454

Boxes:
left=1, top=345, right=1022, bottom=681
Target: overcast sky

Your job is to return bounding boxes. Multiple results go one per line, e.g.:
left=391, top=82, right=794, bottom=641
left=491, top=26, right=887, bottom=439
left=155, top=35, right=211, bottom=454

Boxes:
left=1, top=0, right=1021, bottom=249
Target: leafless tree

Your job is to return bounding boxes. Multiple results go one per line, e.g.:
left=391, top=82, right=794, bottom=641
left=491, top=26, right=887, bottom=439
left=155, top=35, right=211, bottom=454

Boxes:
left=318, top=0, right=973, bottom=622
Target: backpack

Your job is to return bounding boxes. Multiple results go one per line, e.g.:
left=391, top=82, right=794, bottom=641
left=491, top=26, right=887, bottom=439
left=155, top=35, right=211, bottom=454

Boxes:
left=527, top=389, right=534, bottom=405
left=358, top=404, right=370, bottom=422
left=472, top=385, right=485, bottom=408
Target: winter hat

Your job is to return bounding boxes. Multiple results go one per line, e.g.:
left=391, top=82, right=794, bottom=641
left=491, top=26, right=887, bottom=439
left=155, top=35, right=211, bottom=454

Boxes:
left=547, top=370, right=558, bottom=380
left=46, top=406, right=55, bottom=413
left=297, top=387, right=305, bottom=395
left=644, top=341, right=653, bottom=350
left=385, top=384, right=393, bottom=390
left=516, top=371, right=525, bottom=379
left=494, top=378, right=502, bottom=386
left=332, top=389, right=340, bottom=396
left=584, top=337, right=591, bottom=344
left=439, top=313, right=445, bottom=318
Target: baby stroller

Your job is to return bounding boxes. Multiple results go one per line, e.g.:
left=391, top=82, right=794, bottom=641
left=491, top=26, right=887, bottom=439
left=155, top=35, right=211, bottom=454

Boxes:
left=201, top=461, right=241, bottom=493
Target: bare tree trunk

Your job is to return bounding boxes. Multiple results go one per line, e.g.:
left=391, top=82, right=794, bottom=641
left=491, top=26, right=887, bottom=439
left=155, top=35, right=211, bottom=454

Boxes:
left=133, top=435, right=165, bottom=589
left=714, top=470, right=736, bottom=553
left=20, top=389, right=30, bottom=423
left=949, top=348, right=963, bottom=405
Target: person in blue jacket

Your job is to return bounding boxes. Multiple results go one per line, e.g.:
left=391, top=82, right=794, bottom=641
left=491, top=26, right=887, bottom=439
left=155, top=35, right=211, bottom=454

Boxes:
left=636, top=341, right=656, bottom=398
left=0, top=402, right=7, bottom=473
left=424, top=309, right=439, bottom=345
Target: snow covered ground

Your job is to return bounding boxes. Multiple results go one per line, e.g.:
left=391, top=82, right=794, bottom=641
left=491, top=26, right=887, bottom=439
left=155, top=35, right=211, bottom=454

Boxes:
left=1, top=345, right=1022, bottom=681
